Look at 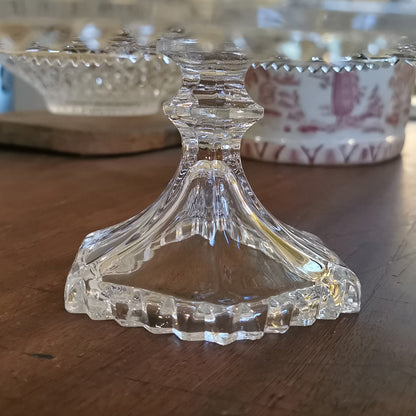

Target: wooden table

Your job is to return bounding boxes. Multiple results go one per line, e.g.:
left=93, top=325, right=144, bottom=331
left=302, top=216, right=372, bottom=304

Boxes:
left=1, top=128, right=416, bottom=416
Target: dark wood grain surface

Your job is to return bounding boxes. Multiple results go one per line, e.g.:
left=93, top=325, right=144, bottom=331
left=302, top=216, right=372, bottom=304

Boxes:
left=1, top=126, right=416, bottom=416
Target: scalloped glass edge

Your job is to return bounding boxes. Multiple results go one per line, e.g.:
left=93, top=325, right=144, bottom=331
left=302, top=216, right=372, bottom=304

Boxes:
left=0, top=0, right=416, bottom=62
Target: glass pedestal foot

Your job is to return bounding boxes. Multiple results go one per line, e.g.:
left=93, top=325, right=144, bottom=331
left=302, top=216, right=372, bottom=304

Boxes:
left=65, top=161, right=360, bottom=345
left=65, top=36, right=361, bottom=345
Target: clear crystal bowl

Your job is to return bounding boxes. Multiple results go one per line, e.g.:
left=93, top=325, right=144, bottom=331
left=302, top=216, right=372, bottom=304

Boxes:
left=1, top=0, right=416, bottom=344
left=1, top=1, right=416, bottom=60
left=0, top=37, right=181, bottom=116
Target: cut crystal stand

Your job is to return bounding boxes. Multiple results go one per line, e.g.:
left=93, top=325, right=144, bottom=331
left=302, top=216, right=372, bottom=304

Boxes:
left=64, top=35, right=360, bottom=344
left=2, top=0, right=416, bottom=344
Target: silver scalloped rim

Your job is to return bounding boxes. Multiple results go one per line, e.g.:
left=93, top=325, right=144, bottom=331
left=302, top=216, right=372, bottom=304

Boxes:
left=252, top=57, right=401, bottom=74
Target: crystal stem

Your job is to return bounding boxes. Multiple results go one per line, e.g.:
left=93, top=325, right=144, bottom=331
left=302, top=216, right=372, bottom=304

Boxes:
left=163, top=49, right=263, bottom=168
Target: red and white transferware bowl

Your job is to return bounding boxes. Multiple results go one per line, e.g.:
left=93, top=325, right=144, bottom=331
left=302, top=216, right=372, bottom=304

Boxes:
left=243, top=59, right=415, bottom=165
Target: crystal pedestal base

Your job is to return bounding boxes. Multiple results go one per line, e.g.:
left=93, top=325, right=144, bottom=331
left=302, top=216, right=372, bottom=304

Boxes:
left=65, top=161, right=360, bottom=345
left=65, top=36, right=361, bottom=345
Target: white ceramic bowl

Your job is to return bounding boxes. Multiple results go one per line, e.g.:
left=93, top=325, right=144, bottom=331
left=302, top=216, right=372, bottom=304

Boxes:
left=243, top=59, right=415, bottom=165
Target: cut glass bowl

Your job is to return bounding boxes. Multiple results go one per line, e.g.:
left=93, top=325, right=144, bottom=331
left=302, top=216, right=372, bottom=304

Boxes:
left=1, top=0, right=416, bottom=344
left=0, top=36, right=181, bottom=116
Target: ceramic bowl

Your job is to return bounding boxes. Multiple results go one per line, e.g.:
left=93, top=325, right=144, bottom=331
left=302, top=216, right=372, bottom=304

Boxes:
left=243, top=59, right=415, bottom=165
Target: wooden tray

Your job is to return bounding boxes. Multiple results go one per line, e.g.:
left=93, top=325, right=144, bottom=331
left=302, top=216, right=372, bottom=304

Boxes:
left=0, top=111, right=180, bottom=155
